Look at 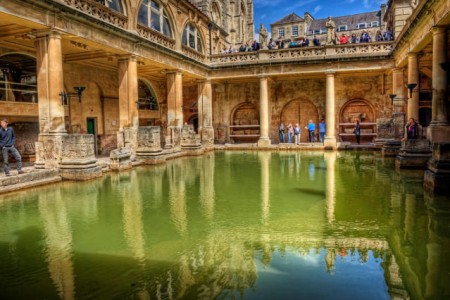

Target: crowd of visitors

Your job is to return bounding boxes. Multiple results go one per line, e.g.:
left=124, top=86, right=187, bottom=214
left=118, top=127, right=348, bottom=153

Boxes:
left=278, top=119, right=326, bottom=144
left=221, top=29, right=395, bottom=54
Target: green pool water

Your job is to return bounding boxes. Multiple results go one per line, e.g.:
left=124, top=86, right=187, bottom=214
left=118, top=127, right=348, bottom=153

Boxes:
left=0, top=151, right=449, bottom=299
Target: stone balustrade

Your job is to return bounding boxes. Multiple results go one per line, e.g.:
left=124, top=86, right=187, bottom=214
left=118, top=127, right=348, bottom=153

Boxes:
left=182, top=45, right=206, bottom=63
left=59, top=0, right=128, bottom=29
left=210, top=42, right=395, bottom=66
left=137, top=25, right=176, bottom=50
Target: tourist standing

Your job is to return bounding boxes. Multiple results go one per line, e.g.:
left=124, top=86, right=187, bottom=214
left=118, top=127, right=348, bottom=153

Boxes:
left=294, top=123, right=301, bottom=145
left=279, top=123, right=285, bottom=143
left=306, top=120, right=316, bottom=143
left=287, top=123, right=294, bottom=143
left=406, top=118, right=419, bottom=139
left=0, top=118, right=23, bottom=176
left=319, top=119, right=326, bottom=143
left=354, top=120, right=361, bottom=144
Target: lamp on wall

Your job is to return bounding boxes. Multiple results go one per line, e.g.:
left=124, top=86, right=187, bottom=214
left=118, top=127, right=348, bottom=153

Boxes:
left=59, top=86, right=86, bottom=104
left=389, top=94, right=397, bottom=104
left=405, top=83, right=417, bottom=98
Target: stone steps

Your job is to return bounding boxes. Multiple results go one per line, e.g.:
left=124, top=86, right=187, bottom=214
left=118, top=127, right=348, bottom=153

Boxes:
left=0, top=169, right=62, bottom=194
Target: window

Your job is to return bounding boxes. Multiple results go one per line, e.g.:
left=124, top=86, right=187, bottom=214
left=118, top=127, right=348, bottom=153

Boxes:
left=138, top=0, right=172, bottom=38
left=137, top=80, right=159, bottom=111
left=313, top=29, right=321, bottom=34
left=292, top=25, right=298, bottom=37
left=182, top=23, right=203, bottom=52
left=96, top=0, right=124, bottom=13
left=371, top=21, right=379, bottom=27
left=338, top=25, right=347, bottom=32
left=278, top=27, right=285, bottom=38
left=358, top=23, right=367, bottom=29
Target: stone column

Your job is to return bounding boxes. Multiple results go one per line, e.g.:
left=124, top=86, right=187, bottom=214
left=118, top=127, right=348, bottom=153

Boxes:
left=198, top=79, right=214, bottom=147
left=428, top=27, right=450, bottom=143
left=34, top=31, right=67, bottom=169
left=117, top=56, right=139, bottom=159
left=35, top=31, right=66, bottom=134
left=324, top=71, right=337, bottom=149
left=165, top=71, right=183, bottom=150
left=258, top=76, right=271, bottom=147
left=117, top=56, right=138, bottom=130
left=407, top=53, right=419, bottom=121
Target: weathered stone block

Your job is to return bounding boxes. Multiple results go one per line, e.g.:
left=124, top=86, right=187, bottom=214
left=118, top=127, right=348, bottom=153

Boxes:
left=181, top=125, right=201, bottom=150
left=427, top=125, right=450, bottom=143
left=395, top=139, right=431, bottom=169
left=109, top=148, right=132, bottom=171
left=382, top=139, right=402, bottom=157
left=35, top=134, right=65, bottom=169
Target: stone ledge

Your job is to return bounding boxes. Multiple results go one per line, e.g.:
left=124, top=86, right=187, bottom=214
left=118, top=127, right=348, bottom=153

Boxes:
left=0, top=169, right=62, bottom=195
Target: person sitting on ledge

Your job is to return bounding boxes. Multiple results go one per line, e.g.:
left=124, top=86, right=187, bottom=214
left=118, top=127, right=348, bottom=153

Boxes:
left=405, top=118, right=419, bottom=140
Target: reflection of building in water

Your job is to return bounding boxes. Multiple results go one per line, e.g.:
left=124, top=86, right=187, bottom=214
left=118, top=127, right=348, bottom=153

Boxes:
left=38, top=190, right=75, bottom=300
left=259, top=152, right=271, bottom=225
left=324, top=152, right=336, bottom=223
left=168, top=160, right=188, bottom=235
left=325, top=248, right=336, bottom=274
left=119, top=171, right=146, bottom=265
left=200, top=153, right=215, bottom=219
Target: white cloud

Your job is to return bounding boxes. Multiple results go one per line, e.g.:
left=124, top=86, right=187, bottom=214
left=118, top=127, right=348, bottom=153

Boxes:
left=312, top=5, right=322, bottom=15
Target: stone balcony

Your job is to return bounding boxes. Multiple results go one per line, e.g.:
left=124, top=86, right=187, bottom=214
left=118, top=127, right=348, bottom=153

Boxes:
left=210, top=42, right=395, bottom=67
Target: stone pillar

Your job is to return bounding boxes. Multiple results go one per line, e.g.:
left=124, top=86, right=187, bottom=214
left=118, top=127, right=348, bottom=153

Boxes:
left=165, top=71, right=183, bottom=150
left=428, top=27, right=450, bottom=143
left=258, top=76, right=271, bottom=147
left=407, top=53, right=419, bottom=121
left=118, top=56, right=138, bottom=130
left=324, top=71, right=337, bottom=149
left=34, top=31, right=67, bottom=169
left=35, top=31, right=66, bottom=134
left=198, top=79, right=214, bottom=147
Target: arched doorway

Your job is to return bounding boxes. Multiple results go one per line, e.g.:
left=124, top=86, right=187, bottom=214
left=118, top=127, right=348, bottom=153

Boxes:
left=230, top=102, right=259, bottom=143
left=280, top=99, right=319, bottom=143
left=188, top=114, right=199, bottom=133
left=339, top=99, right=376, bottom=143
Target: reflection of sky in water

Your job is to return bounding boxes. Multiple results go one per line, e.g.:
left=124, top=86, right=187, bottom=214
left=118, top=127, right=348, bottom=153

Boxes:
left=234, top=248, right=389, bottom=300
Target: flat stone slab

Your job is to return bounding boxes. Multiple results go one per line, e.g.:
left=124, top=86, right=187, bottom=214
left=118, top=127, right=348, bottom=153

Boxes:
left=0, top=168, right=62, bottom=194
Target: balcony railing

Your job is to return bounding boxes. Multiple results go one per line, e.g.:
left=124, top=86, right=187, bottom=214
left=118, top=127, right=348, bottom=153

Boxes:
left=60, top=0, right=128, bottom=29
left=210, top=42, right=394, bottom=66
left=137, top=25, right=176, bottom=50
left=182, top=45, right=206, bottom=63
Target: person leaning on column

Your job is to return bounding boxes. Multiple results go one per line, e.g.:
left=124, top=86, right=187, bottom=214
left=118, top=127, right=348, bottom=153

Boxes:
left=0, top=118, right=23, bottom=176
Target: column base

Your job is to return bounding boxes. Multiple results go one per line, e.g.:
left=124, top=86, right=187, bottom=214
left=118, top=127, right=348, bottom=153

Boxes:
left=257, top=138, right=271, bottom=147
left=382, top=139, right=402, bottom=157
left=201, top=126, right=215, bottom=148
left=110, top=148, right=132, bottom=171
left=395, top=139, right=431, bottom=169
left=424, top=143, right=450, bottom=194
left=427, top=125, right=450, bottom=143
left=34, top=133, right=67, bottom=169
left=323, top=137, right=337, bottom=150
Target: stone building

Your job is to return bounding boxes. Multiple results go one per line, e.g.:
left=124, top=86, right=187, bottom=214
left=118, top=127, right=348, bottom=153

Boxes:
left=271, top=5, right=387, bottom=46
left=0, top=0, right=449, bottom=192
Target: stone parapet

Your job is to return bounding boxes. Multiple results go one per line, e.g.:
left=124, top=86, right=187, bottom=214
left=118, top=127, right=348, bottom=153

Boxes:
left=59, top=134, right=102, bottom=180
left=395, top=139, right=431, bottom=169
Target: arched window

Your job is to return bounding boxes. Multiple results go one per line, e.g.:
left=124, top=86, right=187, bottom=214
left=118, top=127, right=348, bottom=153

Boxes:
left=138, top=0, right=172, bottom=38
left=182, top=24, right=203, bottom=52
left=96, top=0, right=124, bottom=14
left=211, top=2, right=221, bottom=24
left=137, top=79, right=159, bottom=111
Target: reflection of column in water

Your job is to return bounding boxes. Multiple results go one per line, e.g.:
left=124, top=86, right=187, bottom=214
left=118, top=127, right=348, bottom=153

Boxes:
left=177, top=254, right=195, bottom=298
left=324, top=152, right=336, bottom=223
left=38, top=190, right=75, bottom=300
left=308, top=160, right=315, bottom=180
left=259, top=152, right=271, bottom=225
left=168, top=161, right=188, bottom=234
left=425, top=221, right=442, bottom=298
left=200, top=153, right=215, bottom=219
left=62, top=180, right=100, bottom=224
left=404, top=194, right=416, bottom=244
left=295, top=152, right=301, bottom=175
left=148, top=165, right=165, bottom=208
left=120, top=171, right=146, bottom=264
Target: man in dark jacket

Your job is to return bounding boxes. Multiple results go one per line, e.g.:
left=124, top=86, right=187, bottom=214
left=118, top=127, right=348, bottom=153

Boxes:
left=0, top=118, right=23, bottom=176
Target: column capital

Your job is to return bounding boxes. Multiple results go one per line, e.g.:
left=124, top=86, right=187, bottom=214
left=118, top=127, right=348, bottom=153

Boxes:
left=325, top=70, right=336, bottom=76
left=165, top=69, right=183, bottom=76
left=34, top=29, right=63, bottom=39
left=431, top=26, right=447, bottom=35
left=393, top=67, right=404, bottom=73
left=408, top=52, right=418, bottom=58
left=117, top=54, right=137, bottom=62
left=197, top=78, right=212, bottom=84
left=258, top=75, right=269, bottom=80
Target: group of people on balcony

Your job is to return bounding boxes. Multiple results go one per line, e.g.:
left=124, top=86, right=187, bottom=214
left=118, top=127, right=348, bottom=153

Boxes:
left=339, top=29, right=394, bottom=45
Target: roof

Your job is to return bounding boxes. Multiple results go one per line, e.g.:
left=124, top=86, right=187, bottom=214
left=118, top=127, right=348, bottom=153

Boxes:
left=271, top=13, right=304, bottom=26
left=308, top=11, right=381, bottom=32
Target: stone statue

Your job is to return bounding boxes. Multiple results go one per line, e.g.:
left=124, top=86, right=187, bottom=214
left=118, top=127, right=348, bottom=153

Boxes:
left=258, top=23, right=268, bottom=49
left=325, top=16, right=336, bottom=45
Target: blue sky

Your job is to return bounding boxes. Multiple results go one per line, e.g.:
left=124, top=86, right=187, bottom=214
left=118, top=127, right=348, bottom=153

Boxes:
left=254, top=0, right=387, bottom=32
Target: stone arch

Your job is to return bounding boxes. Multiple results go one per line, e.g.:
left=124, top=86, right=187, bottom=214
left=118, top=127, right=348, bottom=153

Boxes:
left=0, top=52, right=37, bottom=103
left=138, top=78, right=159, bottom=111
left=230, top=101, right=260, bottom=142
left=339, top=98, right=376, bottom=143
left=280, top=99, right=319, bottom=143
